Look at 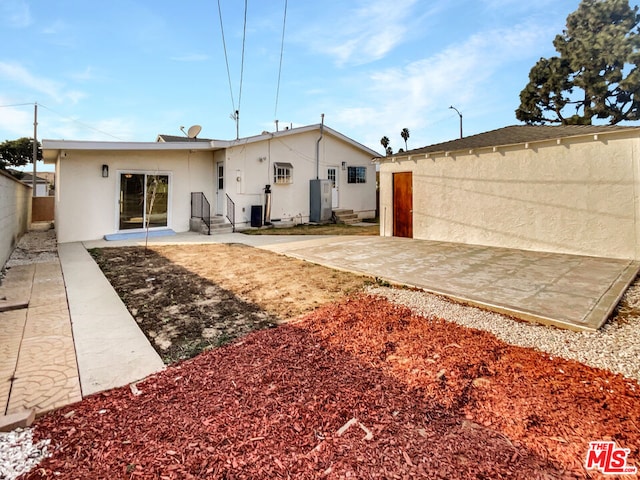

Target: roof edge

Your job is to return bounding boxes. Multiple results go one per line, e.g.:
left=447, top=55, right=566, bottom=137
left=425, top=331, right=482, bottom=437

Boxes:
left=377, top=125, right=640, bottom=162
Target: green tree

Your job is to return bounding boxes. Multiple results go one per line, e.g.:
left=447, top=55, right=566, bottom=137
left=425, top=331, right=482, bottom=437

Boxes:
left=400, top=128, right=410, bottom=151
left=0, top=137, right=41, bottom=170
left=516, top=0, right=640, bottom=125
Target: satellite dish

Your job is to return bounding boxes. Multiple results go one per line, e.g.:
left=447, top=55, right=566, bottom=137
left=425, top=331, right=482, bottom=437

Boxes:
left=187, top=125, right=202, bottom=138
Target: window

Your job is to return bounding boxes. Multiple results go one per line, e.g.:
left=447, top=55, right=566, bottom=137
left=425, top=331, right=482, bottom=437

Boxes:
left=327, top=168, right=336, bottom=187
left=274, top=162, right=293, bottom=184
left=217, top=163, right=224, bottom=190
left=347, top=166, right=366, bottom=184
left=119, top=173, right=169, bottom=230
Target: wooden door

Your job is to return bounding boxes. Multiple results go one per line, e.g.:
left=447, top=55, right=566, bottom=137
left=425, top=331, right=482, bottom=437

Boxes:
left=393, top=172, right=413, bottom=238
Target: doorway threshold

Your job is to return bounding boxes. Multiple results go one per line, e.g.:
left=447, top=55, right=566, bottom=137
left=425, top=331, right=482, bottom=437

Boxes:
left=104, top=229, right=176, bottom=241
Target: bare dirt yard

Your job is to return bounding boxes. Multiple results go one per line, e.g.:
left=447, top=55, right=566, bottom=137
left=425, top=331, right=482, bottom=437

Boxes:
left=20, top=241, right=640, bottom=479
left=89, top=244, right=373, bottom=363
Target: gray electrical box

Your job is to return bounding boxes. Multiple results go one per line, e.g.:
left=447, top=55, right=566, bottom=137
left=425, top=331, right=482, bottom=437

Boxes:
left=309, top=179, right=332, bottom=223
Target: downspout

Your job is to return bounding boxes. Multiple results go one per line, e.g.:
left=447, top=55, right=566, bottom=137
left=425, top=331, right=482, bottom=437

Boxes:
left=315, top=113, right=324, bottom=180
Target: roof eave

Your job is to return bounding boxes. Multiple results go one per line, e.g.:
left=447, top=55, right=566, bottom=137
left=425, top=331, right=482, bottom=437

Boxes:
left=41, top=139, right=231, bottom=163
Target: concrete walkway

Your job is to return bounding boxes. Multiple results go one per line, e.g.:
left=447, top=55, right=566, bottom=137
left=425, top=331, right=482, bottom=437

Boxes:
left=58, top=243, right=165, bottom=397
left=0, top=261, right=81, bottom=416
left=0, top=240, right=164, bottom=419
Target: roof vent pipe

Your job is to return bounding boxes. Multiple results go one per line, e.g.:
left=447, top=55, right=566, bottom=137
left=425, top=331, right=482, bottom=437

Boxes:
left=316, top=113, right=324, bottom=180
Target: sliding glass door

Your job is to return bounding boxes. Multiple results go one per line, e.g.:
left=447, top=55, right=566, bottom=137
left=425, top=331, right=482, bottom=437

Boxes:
left=119, top=173, right=169, bottom=230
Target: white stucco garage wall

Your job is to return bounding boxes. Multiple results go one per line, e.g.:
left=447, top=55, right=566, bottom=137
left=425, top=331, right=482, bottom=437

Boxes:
left=380, top=131, right=640, bottom=260
left=54, top=149, right=215, bottom=243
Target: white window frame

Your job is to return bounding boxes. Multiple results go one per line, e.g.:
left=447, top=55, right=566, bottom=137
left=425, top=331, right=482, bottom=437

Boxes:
left=274, top=162, right=293, bottom=185
left=347, top=166, right=366, bottom=184
left=115, top=170, right=172, bottom=232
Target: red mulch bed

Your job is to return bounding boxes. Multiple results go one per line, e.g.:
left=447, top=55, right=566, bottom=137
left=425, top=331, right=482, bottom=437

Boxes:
left=25, top=296, right=639, bottom=479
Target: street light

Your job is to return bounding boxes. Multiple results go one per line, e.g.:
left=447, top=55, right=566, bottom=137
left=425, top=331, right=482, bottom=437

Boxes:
left=449, top=105, right=463, bottom=139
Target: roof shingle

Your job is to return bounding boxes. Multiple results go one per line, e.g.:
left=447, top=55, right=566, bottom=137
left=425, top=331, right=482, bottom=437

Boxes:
left=395, top=124, right=640, bottom=157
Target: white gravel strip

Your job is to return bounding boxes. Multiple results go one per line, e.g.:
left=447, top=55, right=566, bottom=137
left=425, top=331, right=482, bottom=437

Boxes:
left=368, top=284, right=640, bottom=383
left=0, top=428, right=50, bottom=480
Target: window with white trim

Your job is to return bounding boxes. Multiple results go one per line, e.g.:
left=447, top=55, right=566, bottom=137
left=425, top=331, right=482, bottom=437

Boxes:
left=274, top=162, right=293, bottom=184
left=347, top=166, right=366, bottom=184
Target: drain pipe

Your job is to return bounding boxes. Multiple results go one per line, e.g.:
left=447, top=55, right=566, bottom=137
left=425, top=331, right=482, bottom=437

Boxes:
left=315, top=113, right=324, bottom=180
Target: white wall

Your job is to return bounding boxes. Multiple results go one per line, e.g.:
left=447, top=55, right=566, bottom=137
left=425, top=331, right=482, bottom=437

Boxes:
left=35, top=183, right=48, bottom=197
left=0, top=170, right=32, bottom=268
left=55, top=150, right=215, bottom=243
left=380, top=132, right=640, bottom=260
left=224, top=130, right=376, bottom=226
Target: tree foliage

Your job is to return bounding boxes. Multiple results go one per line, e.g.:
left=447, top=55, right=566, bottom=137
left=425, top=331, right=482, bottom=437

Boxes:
left=400, top=128, right=410, bottom=151
left=0, top=137, right=41, bottom=170
left=516, top=0, right=640, bottom=125
left=379, top=135, right=393, bottom=156
left=380, top=129, right=410, bottom=155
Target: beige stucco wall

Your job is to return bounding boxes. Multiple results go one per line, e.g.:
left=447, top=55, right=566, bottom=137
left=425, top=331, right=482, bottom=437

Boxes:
left=380, top=132, right=640, bottom=260
left=55, top=150, right=215, bottom=243
left=0, top=169, right=32, bottom=267
left=224, top=130, right=376, bottom=226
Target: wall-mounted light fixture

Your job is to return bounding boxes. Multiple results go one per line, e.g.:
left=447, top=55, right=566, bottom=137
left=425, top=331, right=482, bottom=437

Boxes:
left=101, top=164, right=109, bottom=178
left=341, top=161, right=346, bottom=170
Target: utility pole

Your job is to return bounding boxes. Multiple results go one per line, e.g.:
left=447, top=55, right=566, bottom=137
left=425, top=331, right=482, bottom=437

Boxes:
left=32, top=102, right=38, bottom=197
left=235, top=110, right=239, bottom=139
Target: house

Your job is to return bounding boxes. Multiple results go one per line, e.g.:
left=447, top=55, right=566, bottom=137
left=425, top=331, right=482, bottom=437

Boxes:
left=377, top=125, right=640, bottom=260
left=7, top=170, right=52, bottom=196
left=42, top=123, right=378, bottom=243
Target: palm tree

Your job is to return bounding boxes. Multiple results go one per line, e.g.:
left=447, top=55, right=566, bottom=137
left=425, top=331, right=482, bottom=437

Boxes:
left=380, top=136, right=390, bottom=155
left=400, top=128, right=410, bottom=151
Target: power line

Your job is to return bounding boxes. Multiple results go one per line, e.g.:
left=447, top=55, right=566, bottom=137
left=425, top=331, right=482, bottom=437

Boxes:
left=238, top=0, right=248, bottom=114
left=38, top=103, right=125, bottom=140
left=0, top=102, right=123, bottom=140
left=274, top=0, right=288, bottom=119
left=0, top=102, right=34, bottom=108
left=217, top=0, right=236, bottom=114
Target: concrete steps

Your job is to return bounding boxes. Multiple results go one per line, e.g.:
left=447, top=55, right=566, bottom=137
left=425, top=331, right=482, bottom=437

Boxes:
left=191, top=216, right=234, bottom=235
left=333, top=209, right=359, bottom=225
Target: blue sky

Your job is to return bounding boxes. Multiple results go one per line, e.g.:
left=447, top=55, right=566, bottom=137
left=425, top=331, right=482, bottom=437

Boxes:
left=2, top=0, right=638, bottom=171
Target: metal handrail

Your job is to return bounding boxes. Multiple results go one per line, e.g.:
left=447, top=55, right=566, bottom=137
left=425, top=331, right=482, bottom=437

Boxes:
left=191, top=192, right=211, bottom=235
left=226, top=194, right=235, bottom=232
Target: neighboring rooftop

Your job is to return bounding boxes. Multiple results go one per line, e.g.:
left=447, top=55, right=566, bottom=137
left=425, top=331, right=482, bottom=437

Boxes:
left=6, top=170, right=50, bottom=183
left=387, top=124, right=640, bottom=158
left=156, top=134, right=214, bottom=143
